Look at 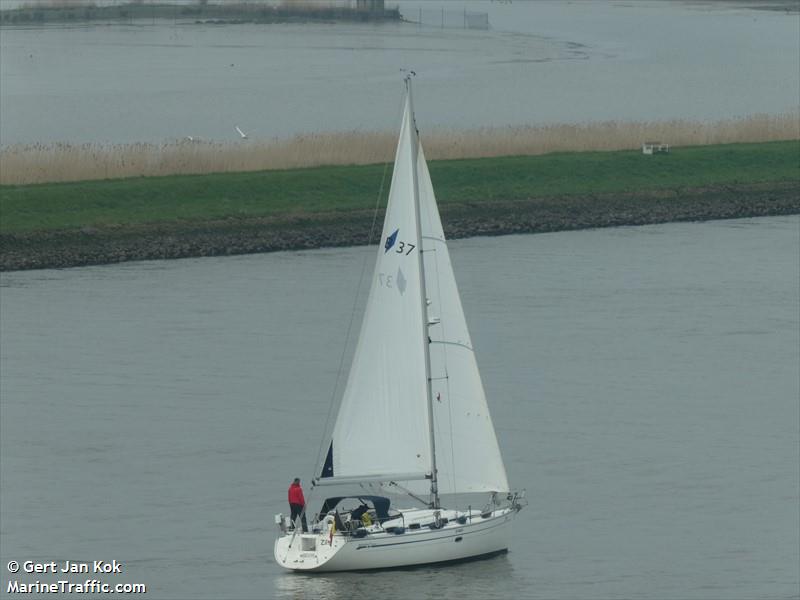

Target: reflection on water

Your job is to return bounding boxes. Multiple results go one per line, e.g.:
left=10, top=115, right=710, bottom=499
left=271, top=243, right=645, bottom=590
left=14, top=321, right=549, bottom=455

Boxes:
left=273, top=553, right=516, bottom=600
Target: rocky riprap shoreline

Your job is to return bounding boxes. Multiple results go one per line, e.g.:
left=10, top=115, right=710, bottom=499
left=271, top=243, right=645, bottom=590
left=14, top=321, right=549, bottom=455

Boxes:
left=1, top=182, right=797, bottom=272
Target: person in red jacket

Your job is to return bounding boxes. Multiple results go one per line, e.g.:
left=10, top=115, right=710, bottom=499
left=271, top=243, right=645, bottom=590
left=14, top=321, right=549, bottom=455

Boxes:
left=288, top=477, right=307, bottom=532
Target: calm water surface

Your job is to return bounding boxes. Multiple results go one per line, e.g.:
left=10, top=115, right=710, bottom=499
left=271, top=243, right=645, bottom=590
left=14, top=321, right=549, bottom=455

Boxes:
left=1, top=0, right=798, bottom=144
left=1, top=217, right=798, bottom=599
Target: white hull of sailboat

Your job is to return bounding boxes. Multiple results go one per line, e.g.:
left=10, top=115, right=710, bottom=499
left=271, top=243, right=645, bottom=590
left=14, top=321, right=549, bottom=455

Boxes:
left=274, top=508, right=516, bottom=572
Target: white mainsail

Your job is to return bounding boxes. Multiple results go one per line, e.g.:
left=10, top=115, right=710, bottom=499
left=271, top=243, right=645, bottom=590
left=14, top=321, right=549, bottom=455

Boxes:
left=318, top=80, right=509, bottom=496
left=320, top=89, right=431, bottom=484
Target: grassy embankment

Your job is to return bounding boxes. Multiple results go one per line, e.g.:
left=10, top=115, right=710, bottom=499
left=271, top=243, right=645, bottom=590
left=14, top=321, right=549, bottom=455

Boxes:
left=1, top=140, right=798, bottom=270
left=2, top=140, right=797, bottom=233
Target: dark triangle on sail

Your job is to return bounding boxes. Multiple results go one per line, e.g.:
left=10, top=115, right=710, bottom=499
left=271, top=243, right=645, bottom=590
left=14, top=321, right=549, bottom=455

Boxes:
left=320, top=441, right=334, bottom=478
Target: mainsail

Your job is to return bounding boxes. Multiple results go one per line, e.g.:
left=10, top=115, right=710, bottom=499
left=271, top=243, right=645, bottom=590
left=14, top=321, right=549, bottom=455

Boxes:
left=319, top=88, right=431, bottom=485
left=318, top=80, right=509, bottom=496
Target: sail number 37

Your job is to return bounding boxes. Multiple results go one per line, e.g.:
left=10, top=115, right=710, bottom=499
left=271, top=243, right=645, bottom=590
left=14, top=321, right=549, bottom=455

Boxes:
left=394, top=241, right=416, bottom=256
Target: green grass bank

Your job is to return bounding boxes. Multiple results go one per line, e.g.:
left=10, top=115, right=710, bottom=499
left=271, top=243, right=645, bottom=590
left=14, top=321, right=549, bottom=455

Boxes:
left=1, top=141, right=798, bottom=270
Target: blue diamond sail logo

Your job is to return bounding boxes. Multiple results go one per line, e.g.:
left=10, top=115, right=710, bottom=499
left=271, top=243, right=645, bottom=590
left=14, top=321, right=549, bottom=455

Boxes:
left=385, top=229, right=399, bottom=253
left=396, top=267, right=407, bottom=295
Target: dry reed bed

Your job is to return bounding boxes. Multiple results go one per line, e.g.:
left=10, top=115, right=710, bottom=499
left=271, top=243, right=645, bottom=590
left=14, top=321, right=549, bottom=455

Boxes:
left=1, top=113, right=798, bottom=185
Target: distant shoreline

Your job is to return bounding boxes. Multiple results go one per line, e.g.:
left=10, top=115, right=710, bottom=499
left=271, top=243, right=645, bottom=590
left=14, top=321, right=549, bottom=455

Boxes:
left=2, top=181, right=797, bottom=272
left=717, top=0, right=800, bottom=13
left=0, top=2, right=401, bottom=26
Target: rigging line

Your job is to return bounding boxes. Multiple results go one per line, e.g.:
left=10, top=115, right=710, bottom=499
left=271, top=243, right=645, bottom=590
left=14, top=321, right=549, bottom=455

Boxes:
left=438, top=239, right=458, bottom=507
left=306, top=85, right=406, bottom=504
left=445, top=345, right=457, bottom=509
left=422, top=165, right=457, bottom=506
left=387, top=481, right=430, bottom=507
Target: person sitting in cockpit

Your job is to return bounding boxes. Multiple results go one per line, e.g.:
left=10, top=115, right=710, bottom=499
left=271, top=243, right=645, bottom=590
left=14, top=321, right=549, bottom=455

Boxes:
left=350, top=503, right=369, bottom=523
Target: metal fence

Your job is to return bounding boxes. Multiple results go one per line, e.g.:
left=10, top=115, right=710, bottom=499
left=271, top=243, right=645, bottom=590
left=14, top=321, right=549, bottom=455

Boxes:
left=413, top=8, right=489, bottom=30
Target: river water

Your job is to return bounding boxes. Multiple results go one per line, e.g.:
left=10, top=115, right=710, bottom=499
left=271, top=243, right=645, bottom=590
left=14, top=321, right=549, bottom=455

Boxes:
left=1, top=0, right=798, bottom=145
left=1, top=216, right=798, bottom=599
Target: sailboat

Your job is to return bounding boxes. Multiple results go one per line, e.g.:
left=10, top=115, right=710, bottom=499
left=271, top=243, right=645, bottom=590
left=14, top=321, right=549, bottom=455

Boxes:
left=274, top=76, right=525, bottom=572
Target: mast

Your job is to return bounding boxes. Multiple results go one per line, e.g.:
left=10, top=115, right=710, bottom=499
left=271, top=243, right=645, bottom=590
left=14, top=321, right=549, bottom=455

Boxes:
left=406, top=76, right=440, bottom=509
